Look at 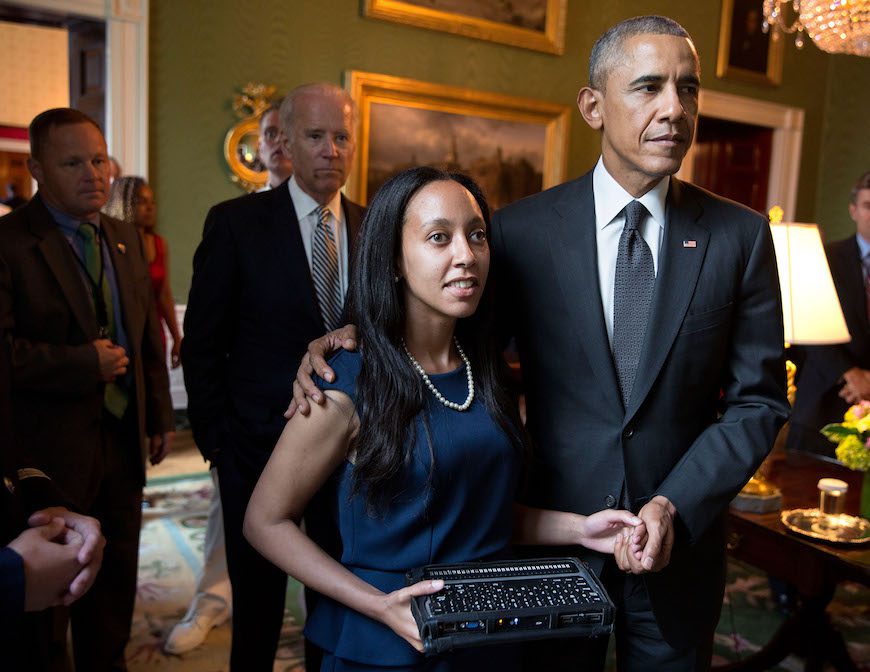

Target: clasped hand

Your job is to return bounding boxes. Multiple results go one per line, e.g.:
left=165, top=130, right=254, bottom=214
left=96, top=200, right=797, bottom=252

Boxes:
left=839, top=367, right=870, bottom=405
left=94, top=338, right=128, bottom=382
left=613, top=495, right=676, bottom=574
left=8, top=507, right=105, bottom=611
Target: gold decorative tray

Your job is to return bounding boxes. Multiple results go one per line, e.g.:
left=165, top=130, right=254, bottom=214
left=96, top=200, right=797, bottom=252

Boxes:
left=781, top=508, right=870, bottom=545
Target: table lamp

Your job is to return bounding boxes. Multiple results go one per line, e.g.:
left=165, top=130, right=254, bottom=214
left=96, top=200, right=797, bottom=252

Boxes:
left=732, top=207, right=850, bottom=512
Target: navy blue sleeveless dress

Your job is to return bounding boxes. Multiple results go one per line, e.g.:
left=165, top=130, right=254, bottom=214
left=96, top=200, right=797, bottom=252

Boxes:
left=304, top=350, right=522, bottom=672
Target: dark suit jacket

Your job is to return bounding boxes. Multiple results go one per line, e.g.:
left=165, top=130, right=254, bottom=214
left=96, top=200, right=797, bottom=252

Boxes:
left=0, top=194, right=174, bottom=509
left=182, top=185, right=365, bottom=466
left=491, top=171, right=789, bottom=649
left=789, top=236, right=870, bottom=455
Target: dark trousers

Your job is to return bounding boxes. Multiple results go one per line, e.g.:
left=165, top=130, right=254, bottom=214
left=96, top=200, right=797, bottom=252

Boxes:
left=217, top=444, right=288, bottom=671
left=70, top=412, right=143, bottom=672
left=6, top=609, right=68, bottom=672
left=523, top=561, right=714, bottom=672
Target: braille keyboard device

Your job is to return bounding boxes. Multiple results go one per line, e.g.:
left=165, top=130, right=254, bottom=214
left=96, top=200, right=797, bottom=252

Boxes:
left=406, top=557, right=614, bottom=655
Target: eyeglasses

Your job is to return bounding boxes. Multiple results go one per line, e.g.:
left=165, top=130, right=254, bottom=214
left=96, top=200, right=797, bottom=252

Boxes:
left=261, top=127, right=281, bottom=143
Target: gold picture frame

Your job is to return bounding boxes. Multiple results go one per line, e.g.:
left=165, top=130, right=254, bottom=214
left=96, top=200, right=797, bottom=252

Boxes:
left=363, top=0, right=567, bottom=55
left=223, top=83, right=278, bottom=192
left=716, top=0, right=784, bottom=86
left=345, top=70, right=570, bottom=208
left=224, top=117, right=267, bottom=192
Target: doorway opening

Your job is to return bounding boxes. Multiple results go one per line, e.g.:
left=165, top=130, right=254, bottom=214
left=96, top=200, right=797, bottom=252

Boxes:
left=676, top=89, right=804, bottom=221
left=693, top=117, right=774, bottom=214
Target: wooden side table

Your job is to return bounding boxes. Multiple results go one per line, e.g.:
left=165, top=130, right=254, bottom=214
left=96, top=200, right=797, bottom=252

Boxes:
left=718, top=451, right=869, bottom=671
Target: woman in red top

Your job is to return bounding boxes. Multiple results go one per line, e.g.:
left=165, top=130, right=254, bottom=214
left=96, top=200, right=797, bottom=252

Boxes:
left=105, top=176, right=182, bottom=368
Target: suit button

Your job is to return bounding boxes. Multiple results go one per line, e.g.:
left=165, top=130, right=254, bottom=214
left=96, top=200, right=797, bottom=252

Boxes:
left=604, top=495, right=616, bottom=508
left=623, top=426, right=634, bottom=440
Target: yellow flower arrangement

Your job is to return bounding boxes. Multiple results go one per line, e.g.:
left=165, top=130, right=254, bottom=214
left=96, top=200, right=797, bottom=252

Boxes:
left=821, top=400, right=870, bottom=471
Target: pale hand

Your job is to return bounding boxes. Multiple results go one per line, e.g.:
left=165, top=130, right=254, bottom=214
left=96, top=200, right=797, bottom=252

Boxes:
left=93, top=339, right=128, bottom=382
left=578, top=509, right=645, bottom=555
left=285, top=324, right=359, bottom=418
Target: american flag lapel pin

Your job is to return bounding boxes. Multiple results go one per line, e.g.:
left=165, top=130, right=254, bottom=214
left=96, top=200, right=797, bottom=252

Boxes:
left=682, top=240, right=697, bottom=248
left=117, top=242, right=126, bottom=254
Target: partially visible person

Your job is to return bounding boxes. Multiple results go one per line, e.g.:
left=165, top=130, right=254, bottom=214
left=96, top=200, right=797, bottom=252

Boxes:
left=182, top=82, right=365, bottom=671
left=109, top=155, right=123, bottom=183
left=3, top=183, right=27, bottom=210
left=163, top=466, right=232, bottom=654
left=244, top=166, right=644, bottom=672
left=1, top=477, right=106, bottom=671
left=1, top=278, right=106, bottom=670
left=163, top=108, right=295, bottom=658
left=789, top=170, right=870, bottom=457
left=256, top=102, right=293, bottom=192
left=104, top=176, right=183, bottom=368
left=0, top=107, right=174, bottom=671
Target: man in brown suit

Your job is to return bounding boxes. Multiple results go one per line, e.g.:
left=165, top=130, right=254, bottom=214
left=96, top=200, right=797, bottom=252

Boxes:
left=0, top=108, right=174, bottom=671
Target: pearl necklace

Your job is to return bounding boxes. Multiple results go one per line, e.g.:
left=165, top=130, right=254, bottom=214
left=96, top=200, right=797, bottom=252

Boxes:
left=402, top=338, right=475, bottom=412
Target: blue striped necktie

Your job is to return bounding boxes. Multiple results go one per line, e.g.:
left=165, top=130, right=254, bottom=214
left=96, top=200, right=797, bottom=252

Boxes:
left=311, top=206, right=342, bottom=331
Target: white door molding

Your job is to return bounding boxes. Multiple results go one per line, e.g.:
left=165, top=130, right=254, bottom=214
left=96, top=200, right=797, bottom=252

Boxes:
left=677, top=89, right=804, bottom=221
left=5, top=0, right=149, bottom=178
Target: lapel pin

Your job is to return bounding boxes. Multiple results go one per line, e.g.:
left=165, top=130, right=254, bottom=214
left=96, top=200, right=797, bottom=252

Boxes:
left=682, top=240, right=697, bottom=248
left=117, top=242, right=126, bottom=254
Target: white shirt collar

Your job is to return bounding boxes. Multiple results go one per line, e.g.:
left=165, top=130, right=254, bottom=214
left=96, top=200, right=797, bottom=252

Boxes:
left=287, top=175, right=342, bottom=223
left=592, top=157, right=669, bottom=231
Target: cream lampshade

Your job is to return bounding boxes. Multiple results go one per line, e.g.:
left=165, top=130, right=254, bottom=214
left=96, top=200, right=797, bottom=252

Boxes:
left=769, top=213, right=850, bottom=345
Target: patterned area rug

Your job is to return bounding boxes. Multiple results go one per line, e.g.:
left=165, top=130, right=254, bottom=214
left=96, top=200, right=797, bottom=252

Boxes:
left=128, top=474, right=305, bottom=671
left=711, top=560, right=870, bottom=671
left=128, top=474, right=869, bottom=672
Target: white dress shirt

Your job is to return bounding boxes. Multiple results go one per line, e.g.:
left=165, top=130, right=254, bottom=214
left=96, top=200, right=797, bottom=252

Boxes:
left=592, top=157, right=669, bottom=345
left=287, top=176, right=350, bottom=299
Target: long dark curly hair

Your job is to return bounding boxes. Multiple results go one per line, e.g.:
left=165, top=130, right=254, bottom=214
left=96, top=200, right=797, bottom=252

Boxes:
left=346, top=166, right=527, bottom=512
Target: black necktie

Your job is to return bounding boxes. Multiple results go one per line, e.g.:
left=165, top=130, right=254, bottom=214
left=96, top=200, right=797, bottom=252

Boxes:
left=612, top=200, right=655, bottom=406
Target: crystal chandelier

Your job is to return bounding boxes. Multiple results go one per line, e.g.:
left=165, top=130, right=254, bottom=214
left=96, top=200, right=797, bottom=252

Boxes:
left=762, top=0, right=870, bottom=56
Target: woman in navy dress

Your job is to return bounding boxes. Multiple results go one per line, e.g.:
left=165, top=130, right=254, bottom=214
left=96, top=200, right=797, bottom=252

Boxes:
left=244, top=168, right=643, bottom=671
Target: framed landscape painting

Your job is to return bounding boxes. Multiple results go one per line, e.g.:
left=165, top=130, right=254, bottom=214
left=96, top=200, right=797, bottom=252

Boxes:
left=344, top=70, right=570, bottom=209
left=363, top=0, right=567, bottom=54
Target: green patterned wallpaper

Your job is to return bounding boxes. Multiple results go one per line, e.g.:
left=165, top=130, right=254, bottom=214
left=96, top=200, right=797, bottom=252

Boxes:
left=150, top=0, right=870, bottom=298
left=815, top=54, right=870, bottom=243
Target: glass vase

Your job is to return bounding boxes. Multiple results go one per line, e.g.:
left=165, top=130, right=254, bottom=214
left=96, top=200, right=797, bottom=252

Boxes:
left=862, top=471, right=870, bottom=520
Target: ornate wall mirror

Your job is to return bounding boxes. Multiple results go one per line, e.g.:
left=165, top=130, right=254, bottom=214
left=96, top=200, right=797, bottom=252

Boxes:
left=224, top=82, right=277, bottom=192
